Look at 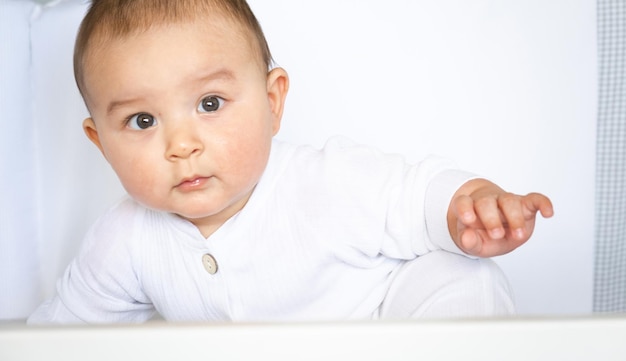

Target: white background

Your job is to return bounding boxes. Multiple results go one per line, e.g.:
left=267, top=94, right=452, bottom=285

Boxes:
left=251, top=0, right=597, bottom=315
left=0, top=0, right=596, bottom=319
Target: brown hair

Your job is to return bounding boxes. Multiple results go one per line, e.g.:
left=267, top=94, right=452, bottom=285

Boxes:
left=74, top=0, right=273, bottom=97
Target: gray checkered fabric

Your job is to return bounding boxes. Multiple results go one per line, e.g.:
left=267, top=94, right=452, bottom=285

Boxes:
left=595, top=0, right=626, bottom=312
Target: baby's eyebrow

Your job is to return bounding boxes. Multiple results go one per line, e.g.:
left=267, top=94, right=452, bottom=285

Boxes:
left=106, top=97, right=143, bottom=116
left=192, top=68, right=236, bottom=85
left=105, top=69, right=237, bottom=116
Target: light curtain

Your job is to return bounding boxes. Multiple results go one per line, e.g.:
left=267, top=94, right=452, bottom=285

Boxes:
left=0, top=0, right=124, bottom=320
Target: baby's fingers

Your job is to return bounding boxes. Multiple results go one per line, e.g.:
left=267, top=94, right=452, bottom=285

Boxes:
left=474, top=195, right=506, bottom=239
left=522, top=192, right=555, bottom=219
left=497, top=193, right=526, bottom=240
left=453, top=194, right=478, bottom=225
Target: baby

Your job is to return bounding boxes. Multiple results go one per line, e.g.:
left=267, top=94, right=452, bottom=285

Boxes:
left=28, top=0, right=553, bottom=323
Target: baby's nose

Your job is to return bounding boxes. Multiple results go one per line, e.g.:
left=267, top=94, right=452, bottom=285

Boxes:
left=164, top=123, right=203, bottom=160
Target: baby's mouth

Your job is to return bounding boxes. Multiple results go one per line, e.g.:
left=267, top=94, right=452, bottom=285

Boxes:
left=176, top=175, right=210, bottom=191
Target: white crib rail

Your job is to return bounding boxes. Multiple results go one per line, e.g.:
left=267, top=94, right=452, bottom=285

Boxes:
left=2, top=316, right=625, bottom=360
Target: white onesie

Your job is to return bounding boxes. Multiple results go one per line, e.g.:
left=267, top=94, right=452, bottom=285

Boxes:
left=28, top=137, right=514, bottom=324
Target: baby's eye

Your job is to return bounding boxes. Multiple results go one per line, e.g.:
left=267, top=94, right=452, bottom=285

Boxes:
left=198, top=95, right=224, bottom=113
left=127, top=113, right=157, bottom=130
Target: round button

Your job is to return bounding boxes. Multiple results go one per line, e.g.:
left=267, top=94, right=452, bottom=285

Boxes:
left=202, top=253, right=218, bottom=275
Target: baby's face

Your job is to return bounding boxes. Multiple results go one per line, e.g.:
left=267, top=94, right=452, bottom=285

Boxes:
left=81, top=18, right=286, bottom=236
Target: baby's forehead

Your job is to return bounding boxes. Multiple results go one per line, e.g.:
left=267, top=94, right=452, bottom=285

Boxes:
left=75, top=2, right=272, bottom=99
left=94, top=13, right=251, bottom=50
left=84, top=16, right=263, bottom=72
left=79, top=17, right=265, bottom=105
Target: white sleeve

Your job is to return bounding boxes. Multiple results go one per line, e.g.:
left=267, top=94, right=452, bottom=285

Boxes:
left=27, top=200, right=156, bottom=324
left=381, top=152, right=477, bottom=257
left=302, top=137, right=477, bottom=259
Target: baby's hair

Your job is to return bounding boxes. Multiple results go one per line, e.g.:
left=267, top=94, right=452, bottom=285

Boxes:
left=74, top=0, right=274, bottom=97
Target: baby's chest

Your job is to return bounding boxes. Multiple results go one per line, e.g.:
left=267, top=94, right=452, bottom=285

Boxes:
left=136, top=236, right=330, bottom=320
left=136, top=233, right=391, bottom=322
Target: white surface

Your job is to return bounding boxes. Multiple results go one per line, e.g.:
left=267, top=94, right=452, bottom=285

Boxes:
left=2, top=317, right=626, bottom=360
left=0, top=0, right=596, bottom=319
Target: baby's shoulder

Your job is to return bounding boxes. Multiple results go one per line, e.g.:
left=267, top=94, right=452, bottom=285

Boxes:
left=98, top=195, right=144, bottom=220
left=87, top=196, right=152, bottom=240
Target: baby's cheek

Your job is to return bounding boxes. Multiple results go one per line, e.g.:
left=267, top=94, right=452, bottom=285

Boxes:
left=114, top=162, right=158, bottom=201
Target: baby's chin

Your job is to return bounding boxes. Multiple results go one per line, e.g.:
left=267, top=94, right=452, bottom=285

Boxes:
left=135, top=200, right=223, bottom=221
left=132, top=188, right=254, bottom=229
left=173, top=204, right=244, bottom=226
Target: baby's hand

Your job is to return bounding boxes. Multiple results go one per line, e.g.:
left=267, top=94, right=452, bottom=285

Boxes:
left=448, top=179, right=554, bottom=258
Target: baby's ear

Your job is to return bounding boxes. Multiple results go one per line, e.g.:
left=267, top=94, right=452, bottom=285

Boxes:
left=82, top=117, right=106, bottom=156
left=266, top=67, right=289, bottom=135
